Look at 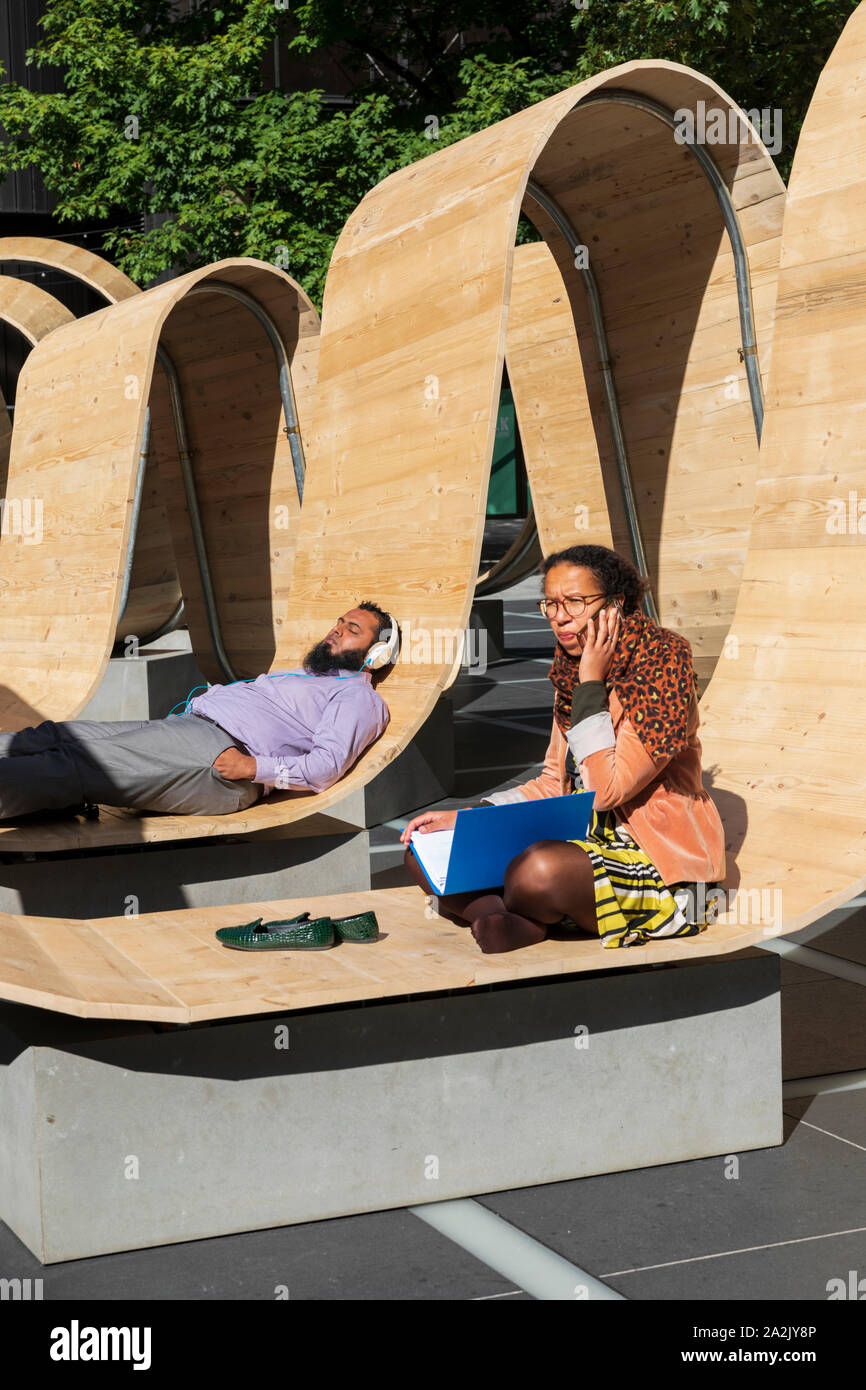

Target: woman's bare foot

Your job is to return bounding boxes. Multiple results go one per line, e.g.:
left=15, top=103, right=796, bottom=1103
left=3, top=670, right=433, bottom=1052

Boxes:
left=470, top=911, right=548, bottom=954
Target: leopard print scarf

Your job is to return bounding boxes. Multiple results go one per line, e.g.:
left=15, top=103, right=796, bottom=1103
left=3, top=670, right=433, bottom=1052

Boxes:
left=549, top=608, right=696, bottom=764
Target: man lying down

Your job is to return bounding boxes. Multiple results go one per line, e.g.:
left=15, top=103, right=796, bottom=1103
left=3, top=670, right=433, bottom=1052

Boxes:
left=0, top=603, right=397, bottom=820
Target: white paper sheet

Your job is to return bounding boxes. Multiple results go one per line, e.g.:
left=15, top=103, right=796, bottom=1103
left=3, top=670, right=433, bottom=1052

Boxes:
left=410, top=828, right=455, bottom=894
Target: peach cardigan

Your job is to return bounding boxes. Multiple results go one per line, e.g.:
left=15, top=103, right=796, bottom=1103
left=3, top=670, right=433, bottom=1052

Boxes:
left=511, top=686, right=726, bottom=886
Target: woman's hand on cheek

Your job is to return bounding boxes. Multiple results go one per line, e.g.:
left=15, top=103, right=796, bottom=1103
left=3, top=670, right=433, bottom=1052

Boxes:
left=578, top=608, right=621, bottom=683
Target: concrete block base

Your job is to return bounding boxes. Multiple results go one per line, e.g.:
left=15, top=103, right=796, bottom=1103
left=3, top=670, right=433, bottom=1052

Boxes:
left=79, top=632, right=207, bottom=722
left=0, top=953, right=782, bottom=1262
left=0, top=829, right=370, bottom=918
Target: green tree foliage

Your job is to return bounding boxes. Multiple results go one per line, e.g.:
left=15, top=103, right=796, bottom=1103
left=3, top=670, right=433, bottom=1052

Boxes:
left=0, top=0, right=859, bottom=305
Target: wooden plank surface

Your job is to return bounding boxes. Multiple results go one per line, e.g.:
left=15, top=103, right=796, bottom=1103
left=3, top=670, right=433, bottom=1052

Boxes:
left=698, top=0, right=866, bottom=930
left=0, top=258, right=318, bottom=732
left=505, top=242, right=611, bottom=557
left=0, top=274, right=74, bottom=344
left=0, top=278, right=73, bottom=500
left=0, top=236, right=140, bottom=301
left=249, top=57, right=775, bottom=829
left=524, top=76, right=786, bottom=692
left=0, top=885, right=767, bottom=1022
left=151, top=267, right=319, bottom=678
left=0, top=240, right=180, bottom=642
left=0, top=46, right=854, bottom=1010
left=0, top=59, right=788, bottom=851
left=474, top=242, right=586, bottom=592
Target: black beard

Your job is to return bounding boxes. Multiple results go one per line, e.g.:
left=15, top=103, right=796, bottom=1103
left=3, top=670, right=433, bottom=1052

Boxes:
left=302, top=640, right=366, bottom=675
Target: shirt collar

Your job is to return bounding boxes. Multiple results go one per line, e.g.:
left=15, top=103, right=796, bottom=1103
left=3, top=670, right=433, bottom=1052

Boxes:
left=291, top=666, right=372, bottom=682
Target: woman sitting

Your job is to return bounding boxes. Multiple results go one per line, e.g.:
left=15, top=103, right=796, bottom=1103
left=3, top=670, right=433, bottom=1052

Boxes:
left=402, top=543, right=726, bottom=953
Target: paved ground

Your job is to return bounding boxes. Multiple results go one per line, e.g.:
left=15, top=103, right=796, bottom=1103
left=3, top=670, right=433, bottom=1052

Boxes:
left=1, top=572, right=864, bottom=1300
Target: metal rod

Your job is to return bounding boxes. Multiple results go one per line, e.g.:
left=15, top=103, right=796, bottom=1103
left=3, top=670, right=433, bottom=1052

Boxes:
left=761, top=938, right=866, bottom=989
left=112, top=597, right=186, bottom=657
left=524, top=178, right=659, bottom=622
left=578, top=88, right=765, bottom=442
left=152, top=282, right=307, bottom=682
left=187, top=279, right=306, bottom=503
left=156, top=344, right=239, bottom=683
left=116, top=406, right=151, bottom=623
left=139, top=598, right=186, bottom=648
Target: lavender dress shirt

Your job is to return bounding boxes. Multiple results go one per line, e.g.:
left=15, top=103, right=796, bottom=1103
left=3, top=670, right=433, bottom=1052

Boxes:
left=188, top=668, right=389, bottom=794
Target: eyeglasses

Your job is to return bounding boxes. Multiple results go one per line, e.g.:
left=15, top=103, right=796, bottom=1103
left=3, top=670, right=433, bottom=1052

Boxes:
left=538, top=594, right=607, bottom=620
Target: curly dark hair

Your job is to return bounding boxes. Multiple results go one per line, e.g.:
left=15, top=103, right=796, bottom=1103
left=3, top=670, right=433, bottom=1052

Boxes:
left=540, top=545, right=649, bottom=616
left=358, top=600, right=402, bottom=652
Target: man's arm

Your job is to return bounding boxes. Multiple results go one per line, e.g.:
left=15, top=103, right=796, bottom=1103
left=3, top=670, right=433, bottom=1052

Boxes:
left=253, top=690, right=389, bottom=793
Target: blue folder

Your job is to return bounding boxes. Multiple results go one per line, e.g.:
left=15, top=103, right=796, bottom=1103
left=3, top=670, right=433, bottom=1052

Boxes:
left=410, top=791, right=595, bottom=896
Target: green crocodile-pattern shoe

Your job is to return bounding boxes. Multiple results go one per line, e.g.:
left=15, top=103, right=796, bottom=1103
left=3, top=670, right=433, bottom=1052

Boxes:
left=216, top=911, right=335, bottom=951
left=332, top=911, right=379, bottom=943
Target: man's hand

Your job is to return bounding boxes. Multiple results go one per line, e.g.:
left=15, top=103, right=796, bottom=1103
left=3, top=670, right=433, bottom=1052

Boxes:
left=400, top=809, right=459, bottom=843
left=578, top=606, right=621, bottom=684
left=212, top=747, right=257, bottom=781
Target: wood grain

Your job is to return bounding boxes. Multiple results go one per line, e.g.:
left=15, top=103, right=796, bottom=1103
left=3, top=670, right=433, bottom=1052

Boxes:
left=0, top=60, right=785, bottom=852
left=0, top=236, right=140, bottom=301
left=0, top=258, right=318, bottom=734
left=524, top=76, right=785, bottom=692
left=698, top=1, right=866, bottom=931
left=0, top=273, right=74, bottom=344
left=0, top=47, right=814, bottom=991
left=505, top=242, right=611, bottom=560
left=0, top=239, right=179, bottom=641
left=0, top=885, right=772, bottom=1022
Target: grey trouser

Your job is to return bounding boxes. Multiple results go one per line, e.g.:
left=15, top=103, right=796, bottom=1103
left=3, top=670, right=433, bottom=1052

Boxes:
left=0, top=714, right=263, bottom=818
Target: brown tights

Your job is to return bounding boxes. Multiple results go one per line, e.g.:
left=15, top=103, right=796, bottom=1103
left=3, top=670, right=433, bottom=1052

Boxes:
left=404, top=838, right=599, bottom=953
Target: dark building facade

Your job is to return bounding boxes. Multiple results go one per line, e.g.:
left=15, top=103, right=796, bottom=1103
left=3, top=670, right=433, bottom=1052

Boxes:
left=0, top=4, right=526, bottom=519
left=0, top=0, right=61, bottom=216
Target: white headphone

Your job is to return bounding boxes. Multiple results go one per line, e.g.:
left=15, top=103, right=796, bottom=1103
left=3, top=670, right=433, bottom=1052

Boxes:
left=363, top=613, right=400, bottom=671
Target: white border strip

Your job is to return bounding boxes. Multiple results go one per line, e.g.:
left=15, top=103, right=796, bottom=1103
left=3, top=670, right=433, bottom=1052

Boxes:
left=602, top=1225, right=866, bottom=1278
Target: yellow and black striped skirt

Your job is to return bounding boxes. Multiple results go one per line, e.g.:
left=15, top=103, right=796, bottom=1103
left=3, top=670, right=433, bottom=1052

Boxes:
left=567, top=807, right=721, bottom=950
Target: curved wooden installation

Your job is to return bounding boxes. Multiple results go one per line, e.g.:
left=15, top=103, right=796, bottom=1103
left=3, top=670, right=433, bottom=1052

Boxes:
left=149, top=270, right=319, bottom=673
left=523, top=94, right=784, bottom=689
left=0, top=33, right=855, bottom=1004
left=0, top=239, right=182, bottom=640
left=0, top=236, right=140, bottom=302
left=0, top=258, right=318, bottom=737
left=0, top=59, right=784, bottom=852
left=475, top=242, right=604, bottom=594
left=698, top=0, right=866, bottom=931
left=502, top=240, right=612, bottom=562
left=270, top=57, right=784, bottom=814
left=0, top=273, right=75, bottom=344
left=0, top=883, right=796, bottom=1023
left=0, top=277, right=73, bottom=495
left=467, top=95, right=785, bottom=674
